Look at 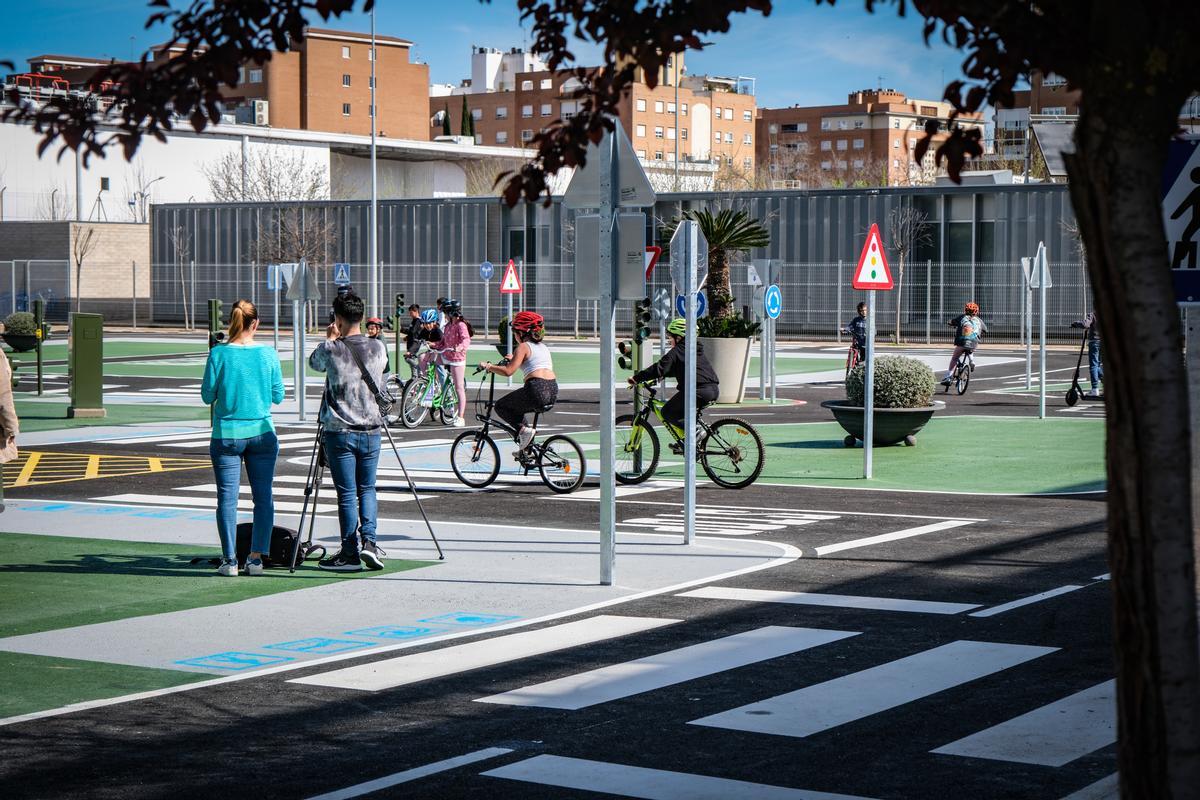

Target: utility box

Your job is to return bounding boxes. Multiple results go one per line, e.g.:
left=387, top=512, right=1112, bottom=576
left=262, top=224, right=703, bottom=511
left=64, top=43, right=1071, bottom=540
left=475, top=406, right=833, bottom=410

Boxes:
left=68, top=313, right=105, bottom=418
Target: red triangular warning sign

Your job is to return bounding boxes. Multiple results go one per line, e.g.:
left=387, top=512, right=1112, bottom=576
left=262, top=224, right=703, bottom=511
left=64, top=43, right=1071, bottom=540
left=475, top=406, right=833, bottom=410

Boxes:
left=499, top=259, right=522, bottom=294
left=852, top=224, right=894, bottom=290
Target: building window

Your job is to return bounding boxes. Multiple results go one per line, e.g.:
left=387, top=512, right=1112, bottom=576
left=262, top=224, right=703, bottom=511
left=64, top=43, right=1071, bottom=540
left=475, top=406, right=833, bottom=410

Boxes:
left=853, top=158, right=864, bottom=168
left=768, top=123, right=778, bottom=134
left=681, top=103, right=688, bottom=116
left=743, top=110, right=753, bottom=122
left=471, top=108, right=482, bottom=120
left=726, top=156, right=733, bottom=165
left=654, top=126, right=664, bottom=138
left=893, top=158, right=900, bottom=168
left=680, top=128, right=688, bottom=140
left=248, top=69, right=262, bottom=83
left=342, top=74, right=351, bottom=87
left=636, top=98, right=647, bottom=112
left=714, top=107, right=723, bottom=120
left=655, top=100, right=664, bottom=113
left=369, top=77, right=375, bottom=88
left=637, top=149, right=647, bottom=159
left=853, top=139, right=864, bottom=149
left=667, top=102, right=676, bottom=113
left=854, top=120, right=864, bottom=129
left=474, top=134, right=482, bottom=144
left=342, top=46, right=350, bottom=59
left=909, top=139, right=916, bottom=149
left=1042, top=72, right=1067, bottom=87
left=744, top=133, right=752, bottom=145
left=725, top=107, right=733, bottom=119
left=725, top=132, right=733, bottom=143
left=636, top=124, right=646, bottom=137
left=714, top=131, right=722, bottom=143
left=342, top=103, right=351, bottom=116
left=521, top=129, right=533, bottom=142
left=743, top=157, right=752, bottom=168
left=893, top=139, right=900, bottom=148
left=540, top=78, right=552, bottom=89
left=820, top=140, right=832, bottom=151
left=496, top=131, right=508, bottom=143
left=836, top=140, right=848, bottom=150
left=496, top=107, right=508, bottom=119
left=541, top=103, right=552, bottom=116
left=521, top=105, right=533, bottom=118
left=893, top=120, right=900, bottom=128
left=654, top=151, right=663, bottom=160
left=521, top=80, right=533, bottom=90
left=1043, top=106, right=1067, bottom=116
left=237, top=67, right=245, bottom=84
left=667, top=127, right=676, bottom=140
left=837, top=120, right=847, bottom=130
left=769, top=143, right=779, bottom=152
left=820, top=161, right=832, bottom=170
left=820, top=120, right=831, bottom=130
left=837, top=160, right=847, bottom=169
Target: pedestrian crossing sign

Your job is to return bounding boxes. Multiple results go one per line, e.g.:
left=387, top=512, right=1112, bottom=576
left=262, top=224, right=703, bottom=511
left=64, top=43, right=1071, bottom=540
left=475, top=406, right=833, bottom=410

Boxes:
left=333, top=263, right=351, bottom=286
left=852, top=224, right=894, bottom=290
left=499, top=259, right=522, bottom=294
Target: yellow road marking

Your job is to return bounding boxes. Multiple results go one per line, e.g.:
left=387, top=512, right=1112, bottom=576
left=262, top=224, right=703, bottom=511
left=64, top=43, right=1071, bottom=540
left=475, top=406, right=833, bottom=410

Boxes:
left=84, top=455, right=101, bottom=479
left=4, top=451, right=208, bottom=488
left=13, top=452, right=42, bottom=487
left=148, top=458, right=163, bottom=472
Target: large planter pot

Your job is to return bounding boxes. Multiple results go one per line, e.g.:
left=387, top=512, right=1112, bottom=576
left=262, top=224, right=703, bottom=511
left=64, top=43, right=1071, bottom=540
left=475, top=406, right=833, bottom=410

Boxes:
left=2, top=333, right=38, bottom=353
left=820, top=399, right=939, bottom=447
left=699, top=336, right=752, bottom=404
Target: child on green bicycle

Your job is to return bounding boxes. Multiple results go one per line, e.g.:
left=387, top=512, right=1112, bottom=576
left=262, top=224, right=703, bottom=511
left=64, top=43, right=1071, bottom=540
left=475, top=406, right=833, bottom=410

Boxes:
left=628, top=318, right=720, bottom=440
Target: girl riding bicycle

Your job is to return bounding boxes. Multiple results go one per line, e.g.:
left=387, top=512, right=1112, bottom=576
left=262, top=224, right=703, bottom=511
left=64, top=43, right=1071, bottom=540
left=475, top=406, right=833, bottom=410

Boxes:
left=439, top=299, right=473, bottom=428
left=480, top=310, right=558, bottom=452
left=942, top=301, right=987, bottom=385
left=628, top=318, right=720, bottom=439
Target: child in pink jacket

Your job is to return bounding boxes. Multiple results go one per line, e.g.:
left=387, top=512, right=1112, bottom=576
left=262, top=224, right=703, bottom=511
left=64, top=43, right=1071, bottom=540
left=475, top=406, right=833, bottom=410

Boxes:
left=438, top=299, right=473, bottom=427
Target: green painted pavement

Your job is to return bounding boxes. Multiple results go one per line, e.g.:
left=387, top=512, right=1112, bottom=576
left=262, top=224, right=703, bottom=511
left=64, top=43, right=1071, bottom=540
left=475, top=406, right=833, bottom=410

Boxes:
left=13, top=400, right=210, bottom=433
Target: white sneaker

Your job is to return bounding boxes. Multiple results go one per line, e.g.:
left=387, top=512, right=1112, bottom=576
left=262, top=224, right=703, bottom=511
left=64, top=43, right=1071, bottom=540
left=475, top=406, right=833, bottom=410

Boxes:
left=244, top=557, right=264, bottom=576
left=452, top=416, right=466, bottom=427
left=217, top=559, right=238, bottom=577
left=518, top=427, right=535, bottom=450
left=1085, top=388, right=1100, bottom=398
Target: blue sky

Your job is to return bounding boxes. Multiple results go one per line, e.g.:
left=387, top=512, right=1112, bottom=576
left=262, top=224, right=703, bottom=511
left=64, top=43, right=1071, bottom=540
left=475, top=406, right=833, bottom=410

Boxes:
left=0, top=0, right=978, bottom=108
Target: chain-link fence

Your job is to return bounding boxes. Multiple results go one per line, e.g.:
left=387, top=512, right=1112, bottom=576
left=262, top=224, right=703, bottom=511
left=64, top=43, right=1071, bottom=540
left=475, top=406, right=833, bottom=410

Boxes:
left=0, top=260, right=72, bottom=322
left=0, top=259, right=149, bottom=325
left=150, top=257, right=1091, bottom=344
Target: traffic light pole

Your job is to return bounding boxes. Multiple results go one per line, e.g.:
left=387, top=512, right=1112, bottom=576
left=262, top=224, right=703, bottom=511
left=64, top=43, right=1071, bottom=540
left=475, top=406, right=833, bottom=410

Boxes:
left=207, top=298, right=223, bottom=426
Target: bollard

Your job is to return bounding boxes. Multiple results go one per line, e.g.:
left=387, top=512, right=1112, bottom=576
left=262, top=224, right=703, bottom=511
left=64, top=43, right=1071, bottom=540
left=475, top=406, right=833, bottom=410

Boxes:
left=67, top=313, right=105, bottom=418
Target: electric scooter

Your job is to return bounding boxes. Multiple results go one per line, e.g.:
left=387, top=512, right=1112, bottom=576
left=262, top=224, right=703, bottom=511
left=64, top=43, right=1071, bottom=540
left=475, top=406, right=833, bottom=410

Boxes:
left=1065, top=326, right=1104, bottom=406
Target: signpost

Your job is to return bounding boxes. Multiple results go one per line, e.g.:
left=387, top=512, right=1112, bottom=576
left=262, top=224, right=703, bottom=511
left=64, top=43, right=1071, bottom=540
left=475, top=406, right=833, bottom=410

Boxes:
left=285, top=259, right=320, bottom=422
left=1031, top=242, right=1051, bottom=419
left=273, top=262, right=298, bottom=353
left=480, top=260, right=494, bottom=341
left=852, top=223, right=894, bottom=479
left=1164, top=136, right=1200, bottom=490
left=333, top=262, right=351, bottom=286
left=764, top=284, right=782, bottom=404
left=675, top=291, right=707, bottom=319
left=670, top=221, right=706, bottom=546
left=564, top=122, right=655, bottom=584
left=1020, top=257, right=1033, bottom=390
left=499, top=258, right=522, bottom=386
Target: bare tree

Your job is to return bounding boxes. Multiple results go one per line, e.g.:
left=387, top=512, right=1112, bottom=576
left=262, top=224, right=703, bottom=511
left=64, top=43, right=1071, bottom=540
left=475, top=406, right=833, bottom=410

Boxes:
left=887, top=206, right=933, bottom=343
left=70, top=225, right=99, bottom=313
left=166, top=225, right=192, bottom=329
left=461, top=157, right=513, bottom=197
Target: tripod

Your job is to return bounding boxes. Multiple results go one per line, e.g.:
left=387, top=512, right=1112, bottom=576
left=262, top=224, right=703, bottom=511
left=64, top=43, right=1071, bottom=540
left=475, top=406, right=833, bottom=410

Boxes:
left=290, top=406, right=445, bottom=572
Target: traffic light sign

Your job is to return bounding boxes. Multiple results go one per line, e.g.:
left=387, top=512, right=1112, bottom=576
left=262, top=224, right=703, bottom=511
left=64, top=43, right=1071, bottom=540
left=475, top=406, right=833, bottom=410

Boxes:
left=633, top=296, right=652, bottom=343
left=617, top=340, right=636, bottom=371
left=207, top=299, right=225, bottom=348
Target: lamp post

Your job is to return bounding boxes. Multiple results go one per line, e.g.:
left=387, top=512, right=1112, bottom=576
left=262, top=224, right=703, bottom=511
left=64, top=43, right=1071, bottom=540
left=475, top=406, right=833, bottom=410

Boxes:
left=673, top=56, right=680, bottom=191
left=140, top=176, right=164, bottom=224
left=369, top=2, right=379, bottom=317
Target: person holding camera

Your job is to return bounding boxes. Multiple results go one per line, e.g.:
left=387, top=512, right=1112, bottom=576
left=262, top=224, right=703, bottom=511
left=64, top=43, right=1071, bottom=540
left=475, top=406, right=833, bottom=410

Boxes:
left=308, top=290, right=389, bottom=572
left=200, top=300, right=285, bottom=577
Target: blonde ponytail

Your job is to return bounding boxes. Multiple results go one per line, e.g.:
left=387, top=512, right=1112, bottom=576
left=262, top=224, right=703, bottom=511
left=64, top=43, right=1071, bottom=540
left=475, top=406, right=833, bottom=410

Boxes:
left=227, top=299, right=258, bottom=341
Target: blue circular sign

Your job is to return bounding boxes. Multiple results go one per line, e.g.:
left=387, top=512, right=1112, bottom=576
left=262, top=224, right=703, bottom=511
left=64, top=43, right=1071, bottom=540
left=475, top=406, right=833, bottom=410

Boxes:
left=764, top=284, right=783, bottom=320
left=479, top=261, right=494, bottom=280
left=675, top=292, right=707, bottom=319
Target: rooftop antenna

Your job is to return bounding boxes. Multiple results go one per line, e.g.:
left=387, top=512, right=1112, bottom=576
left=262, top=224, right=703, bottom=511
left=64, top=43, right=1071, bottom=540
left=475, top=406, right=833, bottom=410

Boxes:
left=877, top=75, right=884, bottom=90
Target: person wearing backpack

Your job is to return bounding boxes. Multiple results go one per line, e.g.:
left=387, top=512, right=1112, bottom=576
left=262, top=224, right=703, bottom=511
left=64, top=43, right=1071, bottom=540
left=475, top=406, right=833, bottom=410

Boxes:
left=941, top=301, right=987, bottom=385
left=201, top=300, right=285, bottom=577
left=308, top=290, right=389, bottom=572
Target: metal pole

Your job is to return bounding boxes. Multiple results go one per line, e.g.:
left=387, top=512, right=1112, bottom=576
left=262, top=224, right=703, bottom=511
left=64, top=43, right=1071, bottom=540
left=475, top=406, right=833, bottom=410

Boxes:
left=368, top=5, right=379, bottom=318
left=75, top=149, right=83, bottom=222
left=132, top=260, right=137, bottom=328
left=1038, top=245, right=1047, bottom=419
left=9, top=263, right=14, bottom=314
left=864, top=289, right=876, bottom=478
left=484, top=278, right=490, bottom=343
left=593, top=300, right=598, bottom=338
left=274, top=277, right=280, bottom=352
left=925, top=259, right=932, bottom=344
left=683, top=221, right=697, bottom=546
left=189, top=259, right=196, bottom=331
left=770, top=316, right=777, bottom=404
left=673, top=57, right=680, bottom=191
left=574, top=300, right=580, bottom=339
left=506, top=293, right=513, bottom=387
left=294, top=299, right=305, bottom=421
left=599, top=131, right=619, bottom=583
left=836, top=259, right=843, bottom=344
left=759, top=317, right=766, bottom=402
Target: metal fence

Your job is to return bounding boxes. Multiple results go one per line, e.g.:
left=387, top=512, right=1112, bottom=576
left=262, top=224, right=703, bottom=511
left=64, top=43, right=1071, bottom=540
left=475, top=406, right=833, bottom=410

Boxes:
left=152, top=257, right=1091, bottom=345
left=0, top=260, right=73, bottom=322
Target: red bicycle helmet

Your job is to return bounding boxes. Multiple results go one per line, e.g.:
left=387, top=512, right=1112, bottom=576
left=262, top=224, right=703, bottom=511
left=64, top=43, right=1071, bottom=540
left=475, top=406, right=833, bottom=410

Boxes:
left=365, top=317, right=383, bottom=327
left=511, top=310, right=545, bottom=333
left=965, top=302, right=980, bottom=315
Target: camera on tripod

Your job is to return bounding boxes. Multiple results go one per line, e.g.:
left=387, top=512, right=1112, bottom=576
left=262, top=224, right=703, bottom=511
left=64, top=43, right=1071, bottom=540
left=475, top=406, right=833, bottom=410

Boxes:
left=328, top=284, right=354, bottom=325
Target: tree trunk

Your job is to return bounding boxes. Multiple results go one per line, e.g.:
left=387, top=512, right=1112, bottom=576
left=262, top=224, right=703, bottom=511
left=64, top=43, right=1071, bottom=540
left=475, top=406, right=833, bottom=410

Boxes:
left=708, top=250, right=732, bottom=319
left=895, top=255, right=905, bottom=344
left=75, top=261, right=82, bottom=314
left=1066, top=99, right=1200, bottom=797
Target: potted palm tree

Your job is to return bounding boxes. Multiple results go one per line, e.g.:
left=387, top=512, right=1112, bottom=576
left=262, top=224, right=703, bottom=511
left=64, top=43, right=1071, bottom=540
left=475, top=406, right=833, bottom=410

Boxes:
left=662, top=207, right=770, bottom=403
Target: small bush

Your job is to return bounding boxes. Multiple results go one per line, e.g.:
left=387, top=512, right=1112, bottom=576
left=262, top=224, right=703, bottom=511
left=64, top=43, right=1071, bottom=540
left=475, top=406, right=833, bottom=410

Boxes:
left=845, top=355, right=936, bottom=408
left=697, top=311, right=761, bottom=338
left=3, top=312, right=36, bottom=336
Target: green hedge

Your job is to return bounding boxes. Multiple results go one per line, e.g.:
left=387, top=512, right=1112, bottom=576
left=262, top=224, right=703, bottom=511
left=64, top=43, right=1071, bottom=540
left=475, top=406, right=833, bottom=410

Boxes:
left=846, top=355, right=936, bottom=408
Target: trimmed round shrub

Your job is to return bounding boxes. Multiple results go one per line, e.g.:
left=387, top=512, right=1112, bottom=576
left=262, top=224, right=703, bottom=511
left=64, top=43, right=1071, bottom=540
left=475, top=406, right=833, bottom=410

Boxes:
left=845, top=355, right=936, bottom=408
left=3, top=312, right=36, bottom=336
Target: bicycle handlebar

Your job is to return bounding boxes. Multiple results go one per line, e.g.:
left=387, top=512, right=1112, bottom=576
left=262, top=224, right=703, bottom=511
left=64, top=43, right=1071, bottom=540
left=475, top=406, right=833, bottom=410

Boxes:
left=473, top=357, right=512, bottom=375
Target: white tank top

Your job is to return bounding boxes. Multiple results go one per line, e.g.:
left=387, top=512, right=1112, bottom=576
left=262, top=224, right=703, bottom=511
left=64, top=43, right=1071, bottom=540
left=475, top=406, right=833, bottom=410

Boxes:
left=520, top=342, right=553, bottom=377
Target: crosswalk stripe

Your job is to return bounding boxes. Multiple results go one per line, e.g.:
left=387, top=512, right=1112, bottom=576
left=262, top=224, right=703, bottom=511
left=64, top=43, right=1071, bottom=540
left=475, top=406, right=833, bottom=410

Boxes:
left=165, top=432, right=315, bottom=449
left=481, top=755, right=877, bottom=800
left=1059, top=773, right=1118, bottom=800
left=475, top=626, right=859, bottom=710
left=290, top=615, right=681, bottom=692
left=968, top=585, right=1087, bottom=617
left=814, top=520, right=975, bottom=556
left=271, top=475, right=470, bottom=493
left=106, top=430, right=212, bottom=445
left=931, top=680, right=1115, bottom=766
left=93, top=492, right=337, bottom=514
left=567, top=481, right=680, bottom=500
left=306, top=748, right=515, bottom=800
left=174, top=484, right=430, bottom=502
left=690, top=640, right=1058, bottom=739
left=677, top=587, right=981, bottom=615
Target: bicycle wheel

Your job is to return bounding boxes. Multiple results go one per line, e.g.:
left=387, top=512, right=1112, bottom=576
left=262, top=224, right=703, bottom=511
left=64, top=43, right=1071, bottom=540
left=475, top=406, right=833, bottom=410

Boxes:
left=538, top=435, right=587, bottom=494
left=701, top=418, right=766, bottom=489
left=383, top=374, right=406, bottom=427
left=438, top=382, right=461, bottom=426
left=450, top=430, right=500, bottom=488
left=400, top=377, right=431, bottom=428
left=845, top=347, right=858, bottom=376
left=614, top=413, right=659, bottom=485
left=955, top=360, right=971, bottom=395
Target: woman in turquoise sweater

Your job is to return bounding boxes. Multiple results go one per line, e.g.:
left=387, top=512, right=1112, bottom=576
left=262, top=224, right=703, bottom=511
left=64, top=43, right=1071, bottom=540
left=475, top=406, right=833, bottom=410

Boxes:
left=201, top=300, right=285, bottom=576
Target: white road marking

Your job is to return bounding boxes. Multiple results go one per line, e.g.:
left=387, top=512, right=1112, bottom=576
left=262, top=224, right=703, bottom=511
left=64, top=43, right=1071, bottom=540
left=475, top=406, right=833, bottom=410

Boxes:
left=691, top=640, right=1057, bottom=738
left=607, top=498, right=983, bottom=522
left=569, top=481, right=681, bottom=500
left=482, top=755, right=876, bottom=800
left=969, top=585, right=1087, bottom=617
left=932, top=680, right=1115, bottom=766
left=106, top=430, right=212, bottom=444
left=175, top=484, right=429, bottom=502
left=306, top=747, right=514, bottom=800
left=93, top=493, right=337, bottom=514
left=814, top=520, right=976, bottom=556
left=163, top=432, right=314, bottom=448
left=1059, top=773, right=1118, bottom=800
left=476, top=626, right=858, bottom=710
left=291, top=615, right=681, bottom=692
left=1092, top=573, right=1111, bottom=581
left=678, top=586, right=980, bottom=615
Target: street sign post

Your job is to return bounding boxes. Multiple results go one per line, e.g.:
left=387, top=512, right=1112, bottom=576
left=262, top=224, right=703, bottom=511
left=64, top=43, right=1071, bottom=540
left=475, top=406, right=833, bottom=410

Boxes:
left=670, top=221, right=706, bottom=548
left=764, top=284, right=782, bottom=404
left=1020, top=257, right=1033, bottom=389
left=274, top=262, right=298, bottom=353
left=499, top=259, right=521, bottom=387
left=565, top=121, right=655, bottom=585
left=852, top=224, right=894, bottom=479
left=333, top=262, right=351, bottom=286
left=1034, top=242, right=1049, bottom=419
left=675, top=292, right=707, bottom=319
left=652, top=287, right=671, bottom=358
left=285, top=259, right=321, bottom=422
left=480, top=261, right=494, bottom=342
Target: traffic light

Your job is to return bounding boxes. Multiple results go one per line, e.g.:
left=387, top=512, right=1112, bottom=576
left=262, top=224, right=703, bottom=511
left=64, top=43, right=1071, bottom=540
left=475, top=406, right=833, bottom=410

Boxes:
left=617, top=340, right=636, bottom=371
left=207, top=299, right=225, bottom=348
left=633, top=296, right=652, bottom=344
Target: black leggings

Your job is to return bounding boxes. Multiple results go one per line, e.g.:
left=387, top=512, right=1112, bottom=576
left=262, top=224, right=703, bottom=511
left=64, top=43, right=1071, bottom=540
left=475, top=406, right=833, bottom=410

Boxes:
left=662, top=385, right=719, bottom=430
left=496, top=378, right=558, bottom=431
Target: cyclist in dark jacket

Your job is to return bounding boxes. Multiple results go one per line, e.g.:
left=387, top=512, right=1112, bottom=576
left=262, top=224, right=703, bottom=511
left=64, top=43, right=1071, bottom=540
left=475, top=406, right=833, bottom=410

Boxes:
left=844, top=302, right=869, bottom=363
left=629, top=317, right=720, bottom=435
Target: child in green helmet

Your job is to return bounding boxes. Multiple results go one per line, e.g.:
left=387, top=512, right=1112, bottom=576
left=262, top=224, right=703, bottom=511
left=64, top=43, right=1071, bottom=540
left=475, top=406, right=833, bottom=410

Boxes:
left=628, top=318, right=720, bottom=438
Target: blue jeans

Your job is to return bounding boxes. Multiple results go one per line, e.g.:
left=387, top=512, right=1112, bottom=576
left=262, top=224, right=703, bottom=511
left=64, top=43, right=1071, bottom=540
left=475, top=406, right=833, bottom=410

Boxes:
left=209, top=431, right=279, bottom=561
left=1088, top=339, right=1103, bottom=389
left=323, top=430, right=381, bottom=554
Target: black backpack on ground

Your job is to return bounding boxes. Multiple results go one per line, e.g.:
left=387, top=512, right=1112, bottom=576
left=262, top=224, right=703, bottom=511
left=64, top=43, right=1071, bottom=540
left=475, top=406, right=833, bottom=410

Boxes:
left=190, top=523, right=324, bottom=570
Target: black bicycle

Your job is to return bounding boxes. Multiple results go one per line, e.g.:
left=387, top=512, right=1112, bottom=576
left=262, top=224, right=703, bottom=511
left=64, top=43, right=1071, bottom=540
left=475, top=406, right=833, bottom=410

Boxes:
left=616, top=382, right=765, bottom=489
left=944, top=348, right=975, bottom=395
left=449, top=362, right=587, bottom=494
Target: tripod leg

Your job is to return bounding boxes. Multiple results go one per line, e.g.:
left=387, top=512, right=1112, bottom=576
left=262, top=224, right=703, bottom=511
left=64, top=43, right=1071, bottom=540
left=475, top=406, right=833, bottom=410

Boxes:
left=381, top=423, right=445, bottom=560
left=290, top=425, right=323, bottom=573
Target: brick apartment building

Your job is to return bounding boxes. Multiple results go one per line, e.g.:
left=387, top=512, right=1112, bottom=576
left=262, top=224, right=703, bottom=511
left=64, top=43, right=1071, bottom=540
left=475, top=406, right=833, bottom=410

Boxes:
left=756, top=89, right=985, bottom=187
left=430, top=48, right=758, bottom=187
left=993, top=71, right=1082, bottom=159
left=18, top=28, right=431, bottom=140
